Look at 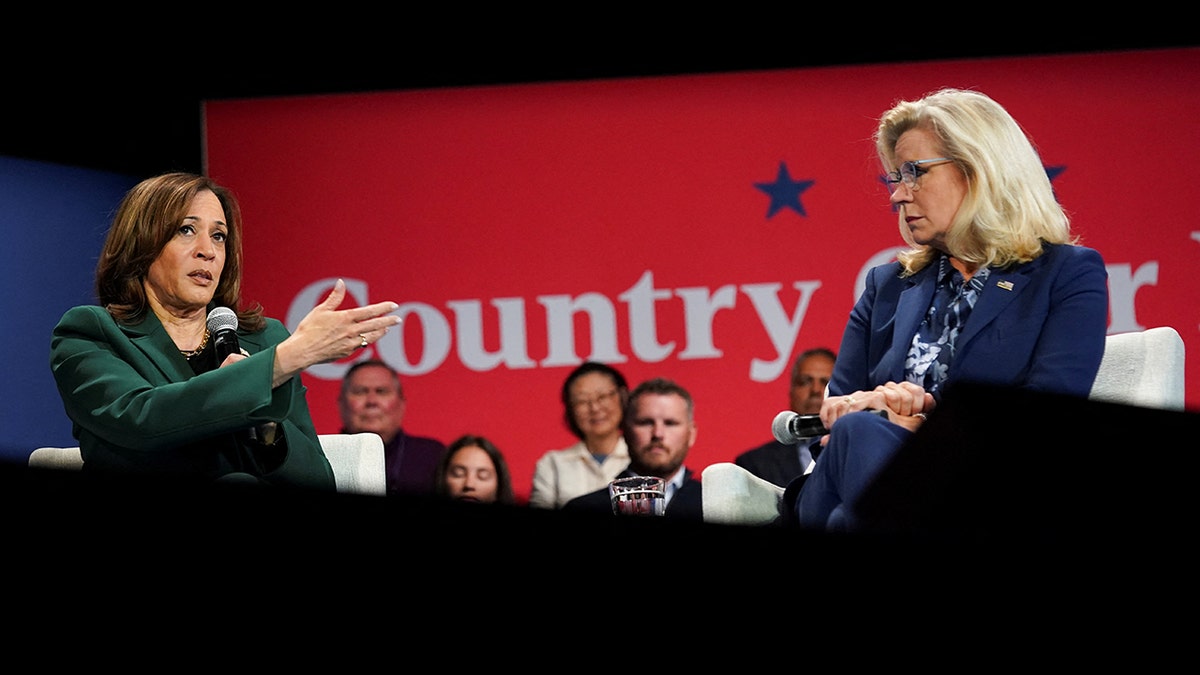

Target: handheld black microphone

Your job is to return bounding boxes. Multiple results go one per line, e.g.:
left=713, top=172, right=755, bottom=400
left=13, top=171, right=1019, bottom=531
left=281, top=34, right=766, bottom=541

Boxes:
left=772, top=409, right=890, bottom=444
left=772, top=411, right=828, bottom=444
left=206, top=306, right=241, bottom=364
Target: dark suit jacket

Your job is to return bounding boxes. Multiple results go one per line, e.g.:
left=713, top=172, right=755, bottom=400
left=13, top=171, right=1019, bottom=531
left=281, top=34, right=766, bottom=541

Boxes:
left=830, top=244, right=1109, bottom=401
left=561, top=468, right=703, bottom=520
left=735, top=439, right=812, bottom=489
left=339, top=428, right=444, bottom=497
left=50, top=305, right=335, bottom=490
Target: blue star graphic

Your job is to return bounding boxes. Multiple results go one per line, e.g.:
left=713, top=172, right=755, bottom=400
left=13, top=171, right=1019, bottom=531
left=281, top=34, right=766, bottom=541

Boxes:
left=754, top=162, right=815, bottom=218
left=1044, top=165, right=1066, bottom=203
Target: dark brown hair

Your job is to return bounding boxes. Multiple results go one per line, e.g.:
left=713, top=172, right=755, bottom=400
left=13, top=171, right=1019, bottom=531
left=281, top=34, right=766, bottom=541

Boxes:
left=434, top=434, right=516, bottom=505
left=95, top=172, right=263, bottom=330
left=559, top=361, right=629, bottom=439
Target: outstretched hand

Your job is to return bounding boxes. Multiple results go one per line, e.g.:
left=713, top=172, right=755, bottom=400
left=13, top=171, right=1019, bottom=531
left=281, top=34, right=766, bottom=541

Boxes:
left=272, top=279, right=401, bottom=387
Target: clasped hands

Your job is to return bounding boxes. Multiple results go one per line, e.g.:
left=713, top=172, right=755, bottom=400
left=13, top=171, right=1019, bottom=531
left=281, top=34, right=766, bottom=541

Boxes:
left=818, top=381, right=935, bottom=444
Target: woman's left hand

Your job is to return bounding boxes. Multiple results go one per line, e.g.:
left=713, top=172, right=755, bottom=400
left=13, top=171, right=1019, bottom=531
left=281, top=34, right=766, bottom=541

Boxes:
left=873, top=381, right=935, bottom=431
left=820, top=381, right=934, bottom=436
left=217, top=348, right=250, bottom=369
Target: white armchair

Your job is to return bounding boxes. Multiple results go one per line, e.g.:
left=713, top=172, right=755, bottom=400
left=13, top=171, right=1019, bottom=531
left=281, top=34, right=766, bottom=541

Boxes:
left=27, top=445, right=84, bottom=471
left=28, top=432, right=387, bottom=496
left=1089, top=326, right=1186, bottom=410
left=317, top=432, right=386, bottom=496
left=701, top=462, right=785, bottom=525
left=700, top=327, right=1188, bottom=528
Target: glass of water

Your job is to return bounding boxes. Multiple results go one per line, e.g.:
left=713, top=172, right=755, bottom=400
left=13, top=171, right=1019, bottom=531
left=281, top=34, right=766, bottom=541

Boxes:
left=608, top=475, right=666, bottom=516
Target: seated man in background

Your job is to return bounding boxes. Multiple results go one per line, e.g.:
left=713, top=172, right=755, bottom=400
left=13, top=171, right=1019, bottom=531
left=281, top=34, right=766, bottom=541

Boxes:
left=562, top=377, right=703, bottom=520
left=338, top=359, right=446, bottom=497
left=734, top=347, right=836, bottom=487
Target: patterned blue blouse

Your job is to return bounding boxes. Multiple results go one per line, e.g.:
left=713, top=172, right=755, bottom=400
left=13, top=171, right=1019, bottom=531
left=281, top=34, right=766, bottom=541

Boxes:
left=904, top=254, right=991, bottom=397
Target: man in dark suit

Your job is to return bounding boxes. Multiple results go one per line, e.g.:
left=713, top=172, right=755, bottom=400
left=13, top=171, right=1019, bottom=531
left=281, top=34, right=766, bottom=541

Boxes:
left=735, top=347, right=836, bottom=488
left=562, top=377, right=702, bottom=520
left=338, top=359, right=446, bottom=497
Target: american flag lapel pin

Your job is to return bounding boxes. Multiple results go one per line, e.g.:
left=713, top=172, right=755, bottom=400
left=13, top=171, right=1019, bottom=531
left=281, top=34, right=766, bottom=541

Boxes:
left=997, top=280, right=1014, bottom=291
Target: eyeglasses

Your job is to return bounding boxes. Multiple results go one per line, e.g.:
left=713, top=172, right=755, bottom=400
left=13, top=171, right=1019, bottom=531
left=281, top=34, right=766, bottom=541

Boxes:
left=571, top=389, right=619, bottom=410
left=883, top=157, right=953, bottom=193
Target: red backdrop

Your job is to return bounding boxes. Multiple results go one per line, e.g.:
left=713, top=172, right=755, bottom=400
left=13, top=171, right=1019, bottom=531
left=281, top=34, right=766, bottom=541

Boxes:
left=204, top=47, right=1200, bottom=503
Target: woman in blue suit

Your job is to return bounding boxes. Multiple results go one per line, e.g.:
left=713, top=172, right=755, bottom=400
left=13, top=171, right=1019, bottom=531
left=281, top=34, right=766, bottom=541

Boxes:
left=791, top=89, right=1109, bottom=530
left=50, top=172, right=401, bottom=488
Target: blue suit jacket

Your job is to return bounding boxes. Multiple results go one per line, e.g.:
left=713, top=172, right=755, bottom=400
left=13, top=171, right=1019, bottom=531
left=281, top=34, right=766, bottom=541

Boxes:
left=830, top=243, right=1109, bottom=401
left=782, top=244, right=1110, bottom=528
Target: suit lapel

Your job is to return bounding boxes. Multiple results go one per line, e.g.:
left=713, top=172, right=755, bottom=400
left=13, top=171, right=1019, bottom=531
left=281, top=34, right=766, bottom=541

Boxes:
left=124, top=312, right=194, bottom=383
left=127, top=309, right=265, bottom=383
left=891, top=265, right=936, bottom=382
left=239, top=329, right=268, bottom=355
left=955, top=256, right=1041, bottom=348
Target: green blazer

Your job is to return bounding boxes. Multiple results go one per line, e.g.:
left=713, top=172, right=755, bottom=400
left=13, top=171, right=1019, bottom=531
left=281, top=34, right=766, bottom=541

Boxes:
left=50, top=305, right=335, bottom=490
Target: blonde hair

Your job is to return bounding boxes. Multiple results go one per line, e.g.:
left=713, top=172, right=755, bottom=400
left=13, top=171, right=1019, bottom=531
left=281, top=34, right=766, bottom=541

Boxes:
left=875, top=88, right=1076, bottom=276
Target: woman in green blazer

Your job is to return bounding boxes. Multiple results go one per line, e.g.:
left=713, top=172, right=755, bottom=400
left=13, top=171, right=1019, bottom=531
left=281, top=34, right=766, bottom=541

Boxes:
left=50, top=172, right=401, bottom=489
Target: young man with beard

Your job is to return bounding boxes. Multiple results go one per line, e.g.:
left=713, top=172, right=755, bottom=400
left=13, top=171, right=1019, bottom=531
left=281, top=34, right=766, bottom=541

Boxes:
left=562, top=377, right=702, bottom=520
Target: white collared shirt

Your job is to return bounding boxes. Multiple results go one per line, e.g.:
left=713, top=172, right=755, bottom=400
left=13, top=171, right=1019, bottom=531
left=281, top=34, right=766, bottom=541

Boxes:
left=662, top=465, right=688, bottom=506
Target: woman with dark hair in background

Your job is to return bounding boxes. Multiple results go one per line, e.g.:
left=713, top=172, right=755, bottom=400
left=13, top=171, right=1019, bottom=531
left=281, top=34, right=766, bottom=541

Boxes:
left=528, top=361, right=630, bottom=509
left=435, top=434, right=515, bottom=505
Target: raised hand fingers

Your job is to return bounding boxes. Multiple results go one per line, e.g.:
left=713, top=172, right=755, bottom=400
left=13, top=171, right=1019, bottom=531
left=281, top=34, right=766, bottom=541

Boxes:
left=352, top=313, right=402, bottom=350
left=319, top=280, right=398, bottom=322
left=349, top=300, right=402, bottom=327
left=288, top=289, right=400, bottom=364
left=320, top=278, right=348, bottom=309
left=352, top=303, right=401, bottom=332
left=316, top=280, right=400, bottom=339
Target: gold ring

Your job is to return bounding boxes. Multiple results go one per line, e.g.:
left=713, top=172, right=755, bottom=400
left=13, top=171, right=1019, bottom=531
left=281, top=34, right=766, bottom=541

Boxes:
left=359, top=334, right=368, bottom=348
left=845, top=396, right=857, bottom=406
